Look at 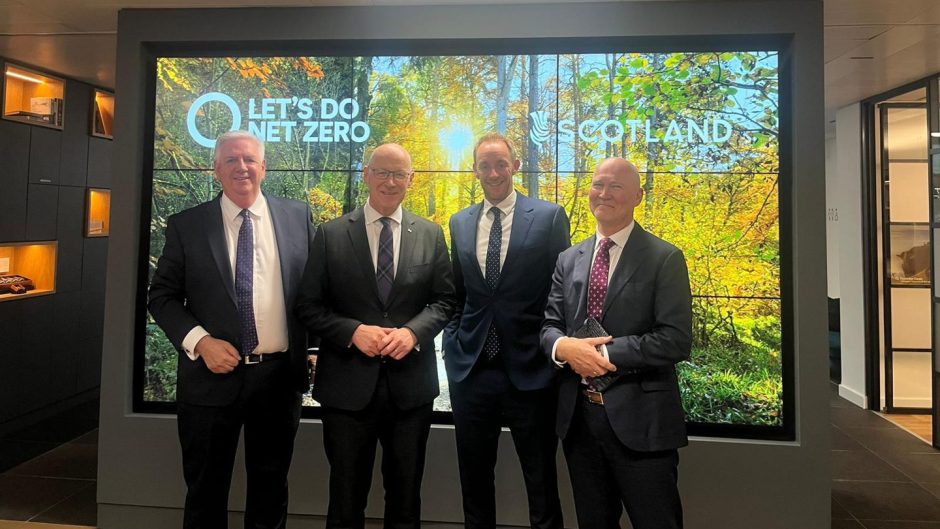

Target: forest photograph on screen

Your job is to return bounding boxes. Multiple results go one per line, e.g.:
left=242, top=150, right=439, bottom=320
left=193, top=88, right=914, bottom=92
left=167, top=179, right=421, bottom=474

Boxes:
left=145, top=50, right=781, bottom=428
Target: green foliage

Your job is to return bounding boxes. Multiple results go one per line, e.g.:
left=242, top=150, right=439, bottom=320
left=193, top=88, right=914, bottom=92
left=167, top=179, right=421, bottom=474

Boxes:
left=144, top=322, right=177, bottom=402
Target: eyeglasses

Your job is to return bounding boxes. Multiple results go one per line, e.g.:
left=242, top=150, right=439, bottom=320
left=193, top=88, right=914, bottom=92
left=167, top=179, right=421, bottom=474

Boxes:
left=371, top=169, right=412, bottom=181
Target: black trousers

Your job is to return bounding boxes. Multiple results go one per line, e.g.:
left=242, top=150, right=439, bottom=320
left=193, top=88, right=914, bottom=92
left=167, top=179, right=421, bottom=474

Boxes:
left=321, top=370, right=433, bottom=529
left=449, top=362, right=563, bottom=529
left=562, top=398, right=682, bottom=529
left=177, top=358, right=302, bottom=529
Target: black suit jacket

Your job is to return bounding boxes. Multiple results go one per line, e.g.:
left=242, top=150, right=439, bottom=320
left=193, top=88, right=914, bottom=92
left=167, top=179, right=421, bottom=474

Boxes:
left=148, top=193, right=314, bottom=406
left=540, top=224, right=692, bottom=451
left=295, top=207, right=456, bottom=412
left=443, top=194, right=570, bottom=390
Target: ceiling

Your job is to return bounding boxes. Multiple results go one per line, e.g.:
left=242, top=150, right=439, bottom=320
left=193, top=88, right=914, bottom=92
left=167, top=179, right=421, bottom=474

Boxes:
left=1, top=0, right=938, bottom=132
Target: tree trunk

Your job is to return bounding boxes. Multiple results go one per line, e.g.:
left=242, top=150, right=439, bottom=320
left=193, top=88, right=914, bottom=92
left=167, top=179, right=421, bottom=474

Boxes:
left=527, top=54, right=540, bottom=198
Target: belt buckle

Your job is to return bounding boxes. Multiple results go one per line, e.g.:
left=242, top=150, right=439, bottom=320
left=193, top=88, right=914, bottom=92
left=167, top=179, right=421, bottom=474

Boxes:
left=245, top=354, right=261, bottom=365
left=583, top=389, right=604, bottom=405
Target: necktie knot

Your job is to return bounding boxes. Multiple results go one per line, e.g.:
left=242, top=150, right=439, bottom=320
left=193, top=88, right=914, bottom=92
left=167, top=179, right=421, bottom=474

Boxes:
left=240, top=209, right=251, bottom=220
left=598, top=237, right=613, bottom=254
left=380, top=216, right=392, bottom=228
left=490, top=206, right=501, bottom=221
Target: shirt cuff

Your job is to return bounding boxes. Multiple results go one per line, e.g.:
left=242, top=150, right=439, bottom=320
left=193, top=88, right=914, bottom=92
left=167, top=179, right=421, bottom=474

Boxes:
left=182, top=326, right=209, bottom=361
left=551, top=336, right=566, bottom=367
left=599, top=343, right=609, bottom=360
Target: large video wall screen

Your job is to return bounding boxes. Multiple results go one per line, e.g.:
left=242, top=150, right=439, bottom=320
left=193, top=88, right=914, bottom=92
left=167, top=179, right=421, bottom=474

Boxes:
left=143, top=49, right=784, bottom=433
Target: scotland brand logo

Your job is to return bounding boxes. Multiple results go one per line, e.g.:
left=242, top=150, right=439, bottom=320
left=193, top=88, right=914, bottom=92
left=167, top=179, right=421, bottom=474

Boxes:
left=529, top=111, right=551, bottom=148
left=526, top=107, right=734, bottom=148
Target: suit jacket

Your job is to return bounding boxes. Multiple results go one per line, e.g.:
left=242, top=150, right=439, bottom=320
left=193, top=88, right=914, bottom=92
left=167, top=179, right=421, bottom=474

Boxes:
left=148, top=193, right=314, bottom=406
left=540, top=224, right=692, bottom=452
left=443, top=194, right=570, bottom=390
left=295, top=207, right=456, bottom=412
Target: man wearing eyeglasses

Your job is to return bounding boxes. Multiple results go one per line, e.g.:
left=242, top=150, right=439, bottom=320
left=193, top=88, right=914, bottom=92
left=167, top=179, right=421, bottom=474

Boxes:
left=296, top=143, right=456, bottom=529
left=443, top=133, right=570, bottom=529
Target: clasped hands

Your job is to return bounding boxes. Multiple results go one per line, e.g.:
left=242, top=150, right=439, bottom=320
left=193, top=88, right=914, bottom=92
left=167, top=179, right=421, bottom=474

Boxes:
left=555, top=336, right=617, bottom=378
left=352, top=324, right=417, bottom=360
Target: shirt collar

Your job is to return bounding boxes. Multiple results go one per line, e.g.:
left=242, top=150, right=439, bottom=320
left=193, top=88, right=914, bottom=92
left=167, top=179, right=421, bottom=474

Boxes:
left=594, top=221, right=635, bottom=252
left=221, top=192, right=267, bottom=222
left=364, top=201, right=403, bottom=226
left=483, top=190, right=517, bottom=218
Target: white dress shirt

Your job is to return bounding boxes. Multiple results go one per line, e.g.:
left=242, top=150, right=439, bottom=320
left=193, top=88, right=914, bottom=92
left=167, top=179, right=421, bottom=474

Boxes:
left=475, top=190, right=517, bottom=276
left=181, top=193, right=289, bottom=359
left=363, top=201, right=403, bottom=275
left=552, top=221, right=636, bottom=369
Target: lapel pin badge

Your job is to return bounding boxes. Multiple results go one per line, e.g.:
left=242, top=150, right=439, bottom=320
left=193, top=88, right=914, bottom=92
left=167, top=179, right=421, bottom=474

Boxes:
left=407, top=228, right=413, bottom=233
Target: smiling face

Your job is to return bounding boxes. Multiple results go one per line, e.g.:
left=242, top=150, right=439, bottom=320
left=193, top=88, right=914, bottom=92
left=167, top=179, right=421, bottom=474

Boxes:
left=214, top=136, right=267, bottom=209
left=589, top=158, right=644, bottom=236
left=474, top=139, right=520, bottom=204
left=364, top=143, right=414, bottom=216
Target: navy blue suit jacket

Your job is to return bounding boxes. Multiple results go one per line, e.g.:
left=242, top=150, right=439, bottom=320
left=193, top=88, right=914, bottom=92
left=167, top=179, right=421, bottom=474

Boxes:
left=540, top=224, right=692, bottom=451
left=148, top=193, right=314, bottom=406
left=443, top=193, right=570, bottom=390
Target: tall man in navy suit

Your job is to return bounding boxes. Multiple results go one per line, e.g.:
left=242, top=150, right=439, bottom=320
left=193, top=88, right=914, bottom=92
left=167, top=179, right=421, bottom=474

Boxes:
left=443, top=133, right=570, bottom=529
left=296, top=143, right=456, bottom=529
left=541, top=157, right=692, bottom=529
left=149, top=130, right=314, bottom=529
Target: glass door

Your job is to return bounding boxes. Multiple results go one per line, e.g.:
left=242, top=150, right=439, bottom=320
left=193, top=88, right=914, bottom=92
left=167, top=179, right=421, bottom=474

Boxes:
left=880, top=101, right=933, bottom=415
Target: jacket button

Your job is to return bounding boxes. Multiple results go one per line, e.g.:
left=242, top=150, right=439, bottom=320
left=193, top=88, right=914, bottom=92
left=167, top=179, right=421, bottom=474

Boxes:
left=383, top=312, right=388, bottom=318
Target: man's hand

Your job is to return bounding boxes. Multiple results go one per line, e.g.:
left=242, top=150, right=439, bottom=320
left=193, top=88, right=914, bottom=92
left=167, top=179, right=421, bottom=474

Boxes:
left=556, top=336, right=616, bottom=378
left=352, top=325, right=391, bottom=357
left=194, top=336, right=241, bottom=374
left=380, top=327, right=418, bottom=360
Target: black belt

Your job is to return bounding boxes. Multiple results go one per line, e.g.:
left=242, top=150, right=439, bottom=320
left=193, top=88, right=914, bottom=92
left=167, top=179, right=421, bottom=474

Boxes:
left=244, top=350, right=288, bottom=365
left=581, top=388, right=605, bottom=405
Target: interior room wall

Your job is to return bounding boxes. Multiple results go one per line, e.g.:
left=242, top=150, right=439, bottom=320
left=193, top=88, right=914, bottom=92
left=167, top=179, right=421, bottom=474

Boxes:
left=98, top=3, right=829, bottom=528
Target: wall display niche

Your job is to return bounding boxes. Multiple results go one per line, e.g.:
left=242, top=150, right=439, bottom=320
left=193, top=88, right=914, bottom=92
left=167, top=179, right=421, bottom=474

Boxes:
left=92, top=89, right=114, bottom=139
left=86, top=188, right=111, bottom=237
left=0, top=241, right=57, bottom=301
left=3, top=63, right=65, bottom=129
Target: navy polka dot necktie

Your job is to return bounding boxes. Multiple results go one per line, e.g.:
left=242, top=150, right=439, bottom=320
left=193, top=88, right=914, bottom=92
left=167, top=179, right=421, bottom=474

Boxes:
left=587, top=237, right=614, bottom=320
left=376, top=217, right=394, bottom=304
left=483, top=207, right=502, bottom=360
left=235, top=209, right=258, bottom=357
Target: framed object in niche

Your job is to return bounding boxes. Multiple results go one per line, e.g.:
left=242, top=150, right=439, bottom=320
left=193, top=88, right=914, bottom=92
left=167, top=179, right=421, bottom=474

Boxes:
left=0, top=241, right=57, bottom=301
left=86, top=188, right=111, bottom=237
left=3, top=63, right=65, bottom=129
left=92, top=89, right=114, bottom=138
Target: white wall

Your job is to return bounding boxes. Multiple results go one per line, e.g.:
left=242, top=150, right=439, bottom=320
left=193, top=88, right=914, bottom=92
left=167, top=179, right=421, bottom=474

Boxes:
left=835, top=103, right=867, bottom=407
left=826, top=137, right=840, bottom=299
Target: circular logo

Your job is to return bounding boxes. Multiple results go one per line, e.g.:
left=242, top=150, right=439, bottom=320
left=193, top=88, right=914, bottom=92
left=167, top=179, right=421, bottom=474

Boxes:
left=186, top=92, right=242, bottom=148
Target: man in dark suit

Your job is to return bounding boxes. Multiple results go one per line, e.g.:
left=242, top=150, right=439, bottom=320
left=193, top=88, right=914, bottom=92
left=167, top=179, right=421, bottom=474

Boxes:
left=443, top=133, right=569, bottom=529
left=295, top=143, right=456, bottom=529
left=149, top=130, right=314, bottom=529
left=541, top=157, right=692, bottom=529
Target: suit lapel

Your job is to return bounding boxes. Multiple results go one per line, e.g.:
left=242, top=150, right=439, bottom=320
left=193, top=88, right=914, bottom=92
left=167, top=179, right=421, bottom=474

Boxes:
left=571, top=236, right=595, bottom=327
left=603, top=224, right=650, bottom=314
left=206, top=198, right=237, bottom=306
left=347, top=208, right=381, bottom=302
left=500, top=194, right=534, bottom=288
left=386, top=211, right=417, bottom=306
left=461, top=203, right=486, bottom=287
left=266, top=194, right=293, bottom=299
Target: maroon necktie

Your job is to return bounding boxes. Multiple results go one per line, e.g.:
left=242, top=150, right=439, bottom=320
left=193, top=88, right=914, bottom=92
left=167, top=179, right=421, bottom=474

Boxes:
left=587, top=237, right=614, bottom=320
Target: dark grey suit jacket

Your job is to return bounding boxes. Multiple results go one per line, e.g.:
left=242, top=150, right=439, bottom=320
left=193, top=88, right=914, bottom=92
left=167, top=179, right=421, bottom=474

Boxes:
left=295, top=207, right=456, bottom=411
left=148, top=193, right=314, bottom=406
left=443, top=193, right=570, bottom=390
left=540, top=224, right=692, bottom=451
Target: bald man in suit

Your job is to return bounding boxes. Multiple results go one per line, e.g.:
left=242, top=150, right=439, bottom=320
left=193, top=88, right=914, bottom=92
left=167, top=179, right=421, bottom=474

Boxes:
left=541, top=157, right=692, bottom=529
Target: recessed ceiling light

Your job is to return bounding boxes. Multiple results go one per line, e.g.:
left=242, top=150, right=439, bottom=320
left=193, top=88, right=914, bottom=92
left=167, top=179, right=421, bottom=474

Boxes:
left=5, top=70, right=43, bottom=83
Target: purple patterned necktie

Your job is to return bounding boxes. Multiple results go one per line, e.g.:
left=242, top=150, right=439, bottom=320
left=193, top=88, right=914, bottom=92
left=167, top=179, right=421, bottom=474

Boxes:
left=587, top=237, right=614, bottom=320
left=376, top=217, right=394, bottom=304
left=236, top=209, right=258, bottom=357
left=483, top=207, right=502, bottom=360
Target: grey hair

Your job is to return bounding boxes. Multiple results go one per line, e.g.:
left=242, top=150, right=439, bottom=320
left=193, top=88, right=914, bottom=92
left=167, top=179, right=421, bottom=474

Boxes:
left=213, top=130, right=265, bottom=164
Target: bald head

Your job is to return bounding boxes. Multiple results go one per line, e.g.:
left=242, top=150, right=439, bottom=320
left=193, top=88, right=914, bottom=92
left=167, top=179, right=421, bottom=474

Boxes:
left=364, top=143, right=415, bottom=216
left=589, top=157, right=644, bottom=236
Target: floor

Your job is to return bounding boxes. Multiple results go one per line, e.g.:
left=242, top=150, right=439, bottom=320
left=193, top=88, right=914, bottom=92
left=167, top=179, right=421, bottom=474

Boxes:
left=1, top=389, right=940, bottom=528
left=0, top=399, right=98, bottom=528
left=882, top=413, right=933, bottom=444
